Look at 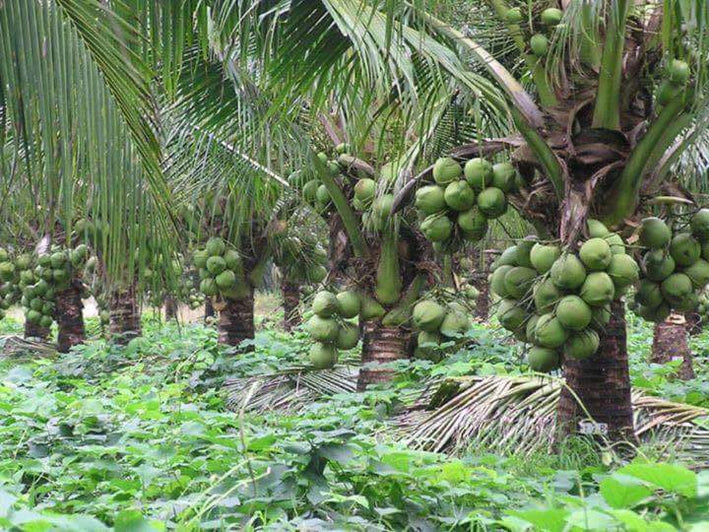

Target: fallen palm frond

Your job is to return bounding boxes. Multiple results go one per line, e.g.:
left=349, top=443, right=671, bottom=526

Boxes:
left=224, top=366, right=358, bottom=414
left=0, top=335, right=56, bottom=358
left=395, top=375, right=709, bottom=466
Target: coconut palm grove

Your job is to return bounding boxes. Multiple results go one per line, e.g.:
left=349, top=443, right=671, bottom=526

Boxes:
left=1, top=1, right=709, bottom=530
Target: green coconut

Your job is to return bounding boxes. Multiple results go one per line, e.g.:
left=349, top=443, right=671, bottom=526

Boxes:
left=670, top=233, right=701, bottom=267
left=440, top=305, right=471, bottom=337
left=515, top=238, right=537, bottom=269
left=587, top=219, right=610, bottom=238
left=336, top=323, right=360, bottom=350
left=565, top=329, right=600, bottom=361
left=580, top=272, right=615, bottom=307
left=550, top=254, right=587, bottom=290
left=656, top=81, right=681, bottom=106
left=206, top=238, right=226, bottom=257
left=590, top=303, right=612, bottom=328
left=354, top=178, right=377, bottom=205
left=490, top=265, right=514, bottom=298
left=526, top=314, right=540, bottom=343
left=503, top=267, right=537, bottom=299
left=683, top=259, right=709, bottom=289
left=306, top=265, right=327, bottom=283
left=206, top=256, right=227, bottom=275
left=432, top=157, right=463, bottom=185
left=373, top=194, right=394, bottom=220
left=491, top=162, right=516, bottom=193
left=360, top=295, right=386, bottom=320
left=0, top=262, right=14, bottom=282
left=336, top=291, right=361, bottom=318
left=534, top=314, right=568, bottom=349
left=303, top=180, right=320, bottom=203
left=309, top=343, right=338, bottom=369
left=690, top=209, right=709, bottom=242
left=224, top=250, right=242, bottom=274
left=417, top=331, right=441, bottom=350
left=215, top=270, right=237, bottom=290
left=530, top=34, right=548, bottom=57
left=527, top=347, right=560, bottom=373
left=316, top=184, right=331, bottom=206
left=50, top=252, right=67, bottom=269
left=675, top=291, right=698, bottom=312
left=530, top=243, right=561, bottom=274
left=200, top=278, right=218, bottom=297
left=643, top=249, right=676, bottom=281
left=541, top=7, right=563, bottom=25
left=505, top=7, right=523, bottom=24
left=420, top=215, right=453, bottom=242
left=497, top=299, right=527, bottom=332
left=607, top=254, right=640, bottom=292
left=444, top=181, right=476, bottom=211
left=533, top=278, right=562, bottom=312
left=668, top=59, right=691, bottom=85
left=53, top=269, right=69, bottom=285
left=458, top=209, right=488, bottom=240
left=496, top=246, right=519, bottom=268
left=476, top=187, right=508, bottom=218
left=39, top=315, right=54, bottom=328
left=579, top=238, right=612, bottom=271
left=193, top=250, right=208, bottom=269
left=606, top=233, right=626, bottom=255
left=464, top=158, right=493, bottom=190
left=415, top=185, right=446, bottom=214
left=413, top=300, right=447, bottom=332
left=415, top=331, right=442, bottom=361
left=15, top=254, right=32, bottom=271
left=638, top=217, right=671, bottom=249
left=312, top=290, right=339, bottom=318
left=636, top=280, right=664, bottom=308
left=661, top=273, right=693, bottom=306
left=306, top=315, right=340, bottom=342
left=556, top=295, right=592, bottom=331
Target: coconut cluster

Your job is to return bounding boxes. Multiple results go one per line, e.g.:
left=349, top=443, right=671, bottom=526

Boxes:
left=193, top=238, right=248, bottom=300
left=10, top=245, right=92, bottom=329
left=491, top=221, right=639, bottom=372
left=298, top=146, right=350, bottom=214
left=414, top=156, right=518, bottom=248
left=274, top=235, right=328, bottom=285
left=411, top=295, right=473, bottom=361
left=305, top=290, right=361, bottom=369
left=632, top=211, right=709, bottom=322
left=505, top=6, right=563, bottom=58
left=656, top=59, right=692, bottom=107
left=0, top=247, right=20, bottom=321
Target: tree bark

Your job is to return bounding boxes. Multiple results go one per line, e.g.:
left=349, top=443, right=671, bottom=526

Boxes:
left=55, top=280, right=85, bottom=353
left=557, top=300, right=634, bottom=442
left=204, top=298, right=215, bottom=321
left=165, top=296, right=178, bottom=321
left=217, top=288, right=255, bottom=348
left=281, top=280, right=300, bottom=332
left=109, top=283, right=141, bottom=345
left=357, top=322, right=411, bottom=391
left=24, top=320, right=50, bottom=342
left=651, top=316, right=694, bottom=380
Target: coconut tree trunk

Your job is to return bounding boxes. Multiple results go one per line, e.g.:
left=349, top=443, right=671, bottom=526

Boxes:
left=357, top=322, right=411, bottom=391
left=109, top=283, right=141, bottom=345
left=651, top=316, right=694, bottom=380
left=165, top=296, right=178, bottom=321
left=55, top=280, right=85, bottom=353
left=281, top=280, right=300, bottom=332
left=217, top=288, right=255, bottom=348
left=204, top=298, right=215, bottom=321
left=557, top=300, right=634, bottom=441
left=24, top=320, right=50, bottom=341
left=470, top=249, right=490, bottom=320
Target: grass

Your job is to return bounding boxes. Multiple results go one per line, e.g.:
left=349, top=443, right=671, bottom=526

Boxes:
left=0, top=307, right=707, bottom=530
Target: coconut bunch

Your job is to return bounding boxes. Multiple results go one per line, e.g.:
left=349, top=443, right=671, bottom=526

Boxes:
left=0, top=247, right=20, bottom=320
left=504, top=6, right=563, bottom=58
left=19, top=245, right=92, bottom=329
left=414, top=156, right=518, bottom=250
left=411, top=294, right=473, bottom=361
left=355, top=161, right=406, bottom=233
left=632, top=211, right=709, bottom=322
left=298, top=146, right=350, bottom=214
left=275, top=234, right=328, bottom=285
left=304, top=289, right=361, bottom=369
left=491, top=221, right=639, bottom=373
left=193, top=238, right=251, bottom=300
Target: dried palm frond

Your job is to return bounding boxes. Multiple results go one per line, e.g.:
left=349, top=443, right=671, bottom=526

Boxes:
left=0, top=335, right=56, bottom=359
left=396, top=375, right=709, bottom=466
left=224, top=366, right=358, bottom=414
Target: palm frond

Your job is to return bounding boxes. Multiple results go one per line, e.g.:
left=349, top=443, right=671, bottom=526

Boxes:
left=396, top=375, right=709, bottom=465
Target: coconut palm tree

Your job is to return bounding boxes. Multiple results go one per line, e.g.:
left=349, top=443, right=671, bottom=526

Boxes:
left=134, top=0, right=707, bottom=440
